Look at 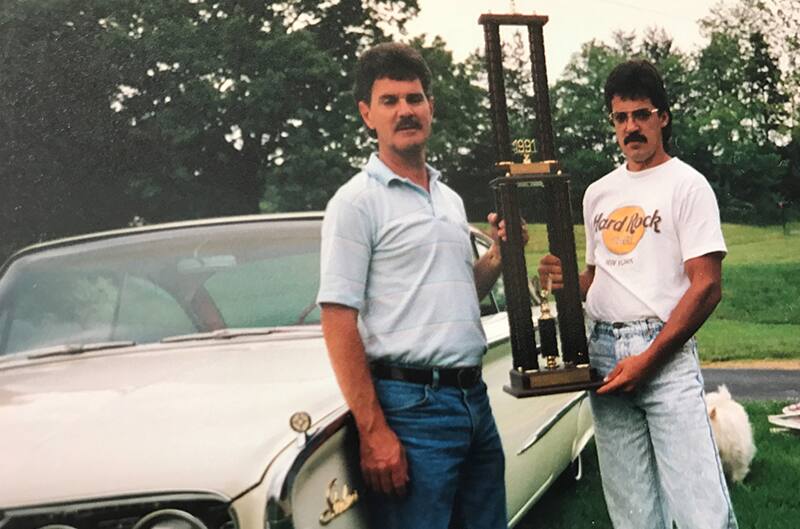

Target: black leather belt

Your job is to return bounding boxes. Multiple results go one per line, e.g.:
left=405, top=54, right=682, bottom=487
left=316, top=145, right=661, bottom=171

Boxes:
left=371, top=363, right=482, bottom=389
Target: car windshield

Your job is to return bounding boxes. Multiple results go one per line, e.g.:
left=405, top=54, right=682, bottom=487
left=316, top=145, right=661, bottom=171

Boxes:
left=0, top=218, right=322, bottom=356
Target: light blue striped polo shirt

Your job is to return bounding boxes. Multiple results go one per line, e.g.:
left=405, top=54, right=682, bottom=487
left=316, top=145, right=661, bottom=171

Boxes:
left=317, top=153, right=487, bottom=368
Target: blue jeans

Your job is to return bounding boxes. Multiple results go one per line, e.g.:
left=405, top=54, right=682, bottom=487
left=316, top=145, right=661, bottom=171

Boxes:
left=588, top=319, right=738, bottom=529
left=367, top=377, right=507, bottom=529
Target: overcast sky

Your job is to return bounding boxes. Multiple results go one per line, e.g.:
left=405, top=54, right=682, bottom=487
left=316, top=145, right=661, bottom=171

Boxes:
left=404, top=0, right=733, bottom=80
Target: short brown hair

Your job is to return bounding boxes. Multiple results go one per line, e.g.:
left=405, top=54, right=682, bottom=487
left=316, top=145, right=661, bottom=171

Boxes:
left=353, top=42, right=432, bottom=104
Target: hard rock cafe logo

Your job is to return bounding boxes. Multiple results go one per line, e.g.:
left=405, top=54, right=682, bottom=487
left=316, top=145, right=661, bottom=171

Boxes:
left=593, top=206, right=662, bottom=255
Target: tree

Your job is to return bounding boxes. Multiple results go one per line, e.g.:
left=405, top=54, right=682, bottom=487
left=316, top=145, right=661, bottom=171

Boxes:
left=698, top=0, right=799, bottom=217
left=0, top=0, right=151, bottom=260
left=415, top=37, right=494, bottom=220
left=681, top=28, right=788, bottom=221
left=104, top=0, right=420, bottom=216
left=0, top=0, right=420, bottom=260
left=701, top=0, right=800, bottom=117
left=551, top=39, right=622, bottom=217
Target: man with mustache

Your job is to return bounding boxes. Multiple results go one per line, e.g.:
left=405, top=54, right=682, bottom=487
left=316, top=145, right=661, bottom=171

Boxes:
left=540, top=60, right=737, bottom=528
left=317, top=43, right=519, bottom=529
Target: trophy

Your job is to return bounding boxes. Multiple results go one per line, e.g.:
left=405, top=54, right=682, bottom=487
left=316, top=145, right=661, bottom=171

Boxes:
left=478, top=13, right=603, bottom=397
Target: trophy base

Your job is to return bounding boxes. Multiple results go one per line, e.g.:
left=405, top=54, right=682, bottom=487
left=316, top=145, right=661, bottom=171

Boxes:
left=504, top=364, right=604, bottom=398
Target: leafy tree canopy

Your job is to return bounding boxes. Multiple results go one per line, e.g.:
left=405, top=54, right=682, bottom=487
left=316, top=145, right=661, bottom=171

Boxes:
left=2, top=0, right=798, bottom=261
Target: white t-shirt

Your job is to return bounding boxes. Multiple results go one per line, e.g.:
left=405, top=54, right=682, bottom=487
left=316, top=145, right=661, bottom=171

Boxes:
left=583, top=157, right=727, bottom=322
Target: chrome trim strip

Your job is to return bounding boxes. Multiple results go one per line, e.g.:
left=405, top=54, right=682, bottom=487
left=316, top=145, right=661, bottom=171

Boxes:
left=573, top=425, right=595, bottom=460
left=516, top=391, right=587, bottom=456
left=131, top=509, right=209, bottom=529
left=264, top=406, right=352, bottom=529
left=508, top=472, right=555, bottom=527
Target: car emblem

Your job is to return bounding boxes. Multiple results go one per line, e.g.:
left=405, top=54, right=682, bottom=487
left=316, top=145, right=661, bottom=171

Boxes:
left=319, top=478, right=359, bottom=525
left=289, top=411, right=312, bottom=433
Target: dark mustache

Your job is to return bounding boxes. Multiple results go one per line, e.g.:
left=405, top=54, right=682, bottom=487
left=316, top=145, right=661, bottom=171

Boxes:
left=624, top=132, right=648, bottom=145
left=396, top=117, right=422, bottom=131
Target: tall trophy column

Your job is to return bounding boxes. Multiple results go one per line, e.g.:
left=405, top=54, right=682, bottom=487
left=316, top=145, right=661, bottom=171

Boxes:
left=478, top=12, right=602, bottom=397
left=482, top=19, right=538, bottom=372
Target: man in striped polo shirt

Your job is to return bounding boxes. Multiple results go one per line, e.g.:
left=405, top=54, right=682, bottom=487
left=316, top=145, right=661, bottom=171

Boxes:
left=317, top=42, right=518, bottom=529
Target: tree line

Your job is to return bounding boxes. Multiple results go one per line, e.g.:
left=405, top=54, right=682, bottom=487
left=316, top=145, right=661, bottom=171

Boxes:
left=1, top=0, right=798, bottom=260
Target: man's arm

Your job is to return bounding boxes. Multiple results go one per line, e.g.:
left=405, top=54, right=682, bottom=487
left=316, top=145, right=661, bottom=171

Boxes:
left=474, top=212, right=528, bottom=299
left=597, top=252, right=724, bottom=394
left=474, top=242, right=502, bottom=300
left=320, top=303, right=408, bottom=496
left=578, top=266, right=596, bottom=300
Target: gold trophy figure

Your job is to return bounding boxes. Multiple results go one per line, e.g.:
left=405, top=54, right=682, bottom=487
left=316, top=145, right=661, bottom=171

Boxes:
left=538, top=277, right=559, bottom=370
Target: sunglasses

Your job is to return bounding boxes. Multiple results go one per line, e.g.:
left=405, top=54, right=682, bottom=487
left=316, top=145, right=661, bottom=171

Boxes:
left=608, top=108, right=660, bottom=125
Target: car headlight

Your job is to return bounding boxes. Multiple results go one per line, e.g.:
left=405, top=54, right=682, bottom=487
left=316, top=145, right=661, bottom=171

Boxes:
left=132, top=509, right=209, bottom=529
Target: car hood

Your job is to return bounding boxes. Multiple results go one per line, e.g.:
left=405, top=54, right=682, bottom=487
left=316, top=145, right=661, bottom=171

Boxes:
left=0, top=330, right=343, bottom=508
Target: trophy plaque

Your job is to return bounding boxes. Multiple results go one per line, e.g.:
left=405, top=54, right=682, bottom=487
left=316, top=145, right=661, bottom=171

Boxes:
left=478, top=13, right=603, bottom=397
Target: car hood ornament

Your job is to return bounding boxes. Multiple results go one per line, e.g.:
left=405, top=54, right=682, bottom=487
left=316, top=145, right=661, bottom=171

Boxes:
left=319, top=478, right=359, bottom=525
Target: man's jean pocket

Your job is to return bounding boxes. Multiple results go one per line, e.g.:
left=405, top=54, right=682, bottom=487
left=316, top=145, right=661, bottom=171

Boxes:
left=375, top=379, right=431, bottom=413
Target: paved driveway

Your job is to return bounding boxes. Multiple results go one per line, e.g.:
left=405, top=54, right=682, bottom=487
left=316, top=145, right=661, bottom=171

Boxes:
left=702, top=367, right=799, bottom=402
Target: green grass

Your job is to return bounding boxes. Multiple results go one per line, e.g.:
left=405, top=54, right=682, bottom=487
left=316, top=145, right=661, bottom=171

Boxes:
left=697, top=224, right=799, bottom=362
left=717, top=223, right=800, bottom=265
left=713, top=264, right=799, bottom=324
left=517, top=401, right=800, bottom=529
left=698, top=320, right=800, bottom=362
left=475, top=221, right=800, bottom=361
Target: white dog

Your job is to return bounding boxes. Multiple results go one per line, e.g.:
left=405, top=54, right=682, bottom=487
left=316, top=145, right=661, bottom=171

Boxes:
left=705, top=385, right=756, bottom=483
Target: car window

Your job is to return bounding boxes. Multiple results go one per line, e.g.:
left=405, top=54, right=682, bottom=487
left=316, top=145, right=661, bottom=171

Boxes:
left=3, top=270, right=120, bottom=353
left=115, top=275, right=197, bottom=342
left=0, top=220, right=323, bottom=356
left=0, top=269, right=197, bottom=354
left=472, top=234, right=507, bottom=315
left=205, top=250, right=319, bottom=327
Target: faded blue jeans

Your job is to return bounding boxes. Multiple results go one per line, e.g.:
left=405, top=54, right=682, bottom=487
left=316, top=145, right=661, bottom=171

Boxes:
left=367, top=377, right=507, bottom=529
left=588, top=319, right=738, bottom=529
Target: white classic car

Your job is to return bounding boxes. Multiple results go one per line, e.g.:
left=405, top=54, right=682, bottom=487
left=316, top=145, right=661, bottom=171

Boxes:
left=0, top=213, right=593, bottom=529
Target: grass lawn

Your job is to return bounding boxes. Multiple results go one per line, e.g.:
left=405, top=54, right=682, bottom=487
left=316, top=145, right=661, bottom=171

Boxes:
left=517, top=401, right=800, bottom=529
left=475, top=221, right=800, bottom=362
left=696, top=225, right=799, bottom=362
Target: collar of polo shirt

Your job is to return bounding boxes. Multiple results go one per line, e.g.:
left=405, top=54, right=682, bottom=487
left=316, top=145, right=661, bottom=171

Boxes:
left=365, top=153, right=442, bottom=188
